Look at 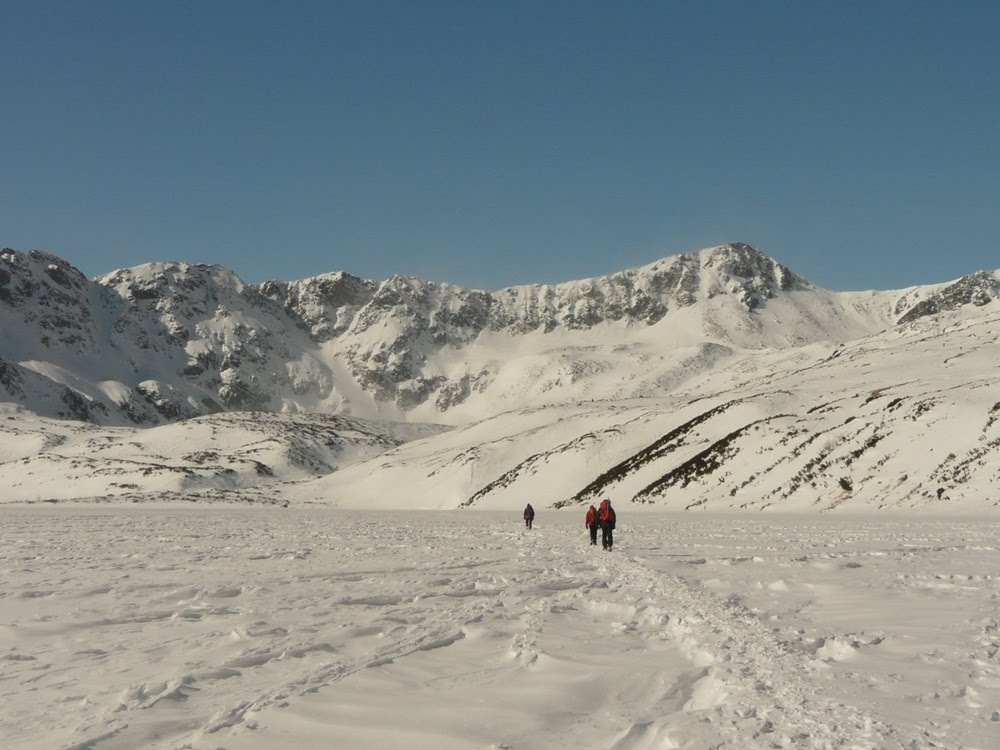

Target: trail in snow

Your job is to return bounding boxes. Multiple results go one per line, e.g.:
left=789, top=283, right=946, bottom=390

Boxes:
left=1, top=507, right=998, bottom=749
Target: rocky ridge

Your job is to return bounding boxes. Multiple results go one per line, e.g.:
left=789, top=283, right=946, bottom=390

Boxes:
left=1, top=243, right=997, bottom=426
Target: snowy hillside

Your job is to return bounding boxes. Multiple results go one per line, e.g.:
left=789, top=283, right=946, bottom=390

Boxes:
left=2, top=242, right=1000, bottom=511
left=5, top=242, right=991, bottom=427
left=289, top=303, right=1000, bottom=512
left=0, top=403, right=443, bottom=503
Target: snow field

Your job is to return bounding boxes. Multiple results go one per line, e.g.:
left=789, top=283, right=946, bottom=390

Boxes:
left=1, top=508, right=999, bottom=749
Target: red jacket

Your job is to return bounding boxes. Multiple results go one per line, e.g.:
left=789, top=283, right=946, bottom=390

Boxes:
left=585, top=507, right=597, bottom=526
left=598, top=500, right=616, bottom=527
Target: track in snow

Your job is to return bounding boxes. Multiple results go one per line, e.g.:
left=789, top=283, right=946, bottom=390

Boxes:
left=2, top=508, right=998, bottom=749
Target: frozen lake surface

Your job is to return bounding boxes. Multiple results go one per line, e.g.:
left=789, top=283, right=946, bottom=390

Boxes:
left=2, top=507, right=999, bottom=749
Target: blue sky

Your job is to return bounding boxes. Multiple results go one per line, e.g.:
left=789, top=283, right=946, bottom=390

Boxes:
left=1, top=1, right=997, bottom=291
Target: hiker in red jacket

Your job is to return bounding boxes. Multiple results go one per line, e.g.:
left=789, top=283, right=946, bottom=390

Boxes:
left=598, top=498, right=616, bottom=550
left=523, top=503, right=535, bottom=529
left=585, top=504, right=598, bottom=545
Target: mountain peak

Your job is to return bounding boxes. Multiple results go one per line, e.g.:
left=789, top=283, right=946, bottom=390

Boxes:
left=1, top=242, right=993, bottom=426
left=699, top=242, right=807, bottom=289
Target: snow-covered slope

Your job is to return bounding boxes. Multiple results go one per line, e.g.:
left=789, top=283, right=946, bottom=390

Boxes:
left=7, top=242, right=990, bottom=427
left=288, top=303, right=1000, bottom=512
left=0, top=403, right=443, bottom=502
left=3, top=242, right=1000, bottom=511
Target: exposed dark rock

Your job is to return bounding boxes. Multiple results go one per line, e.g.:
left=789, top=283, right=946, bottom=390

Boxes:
left=897, top=271, right=1000, bottom=324
left=59, top=389, right=105, bottom=423
left=0, top=358, right=25, bottom=397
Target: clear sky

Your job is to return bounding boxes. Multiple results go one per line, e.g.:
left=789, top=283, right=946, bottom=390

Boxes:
left=1, top=1, right=997, bottom=291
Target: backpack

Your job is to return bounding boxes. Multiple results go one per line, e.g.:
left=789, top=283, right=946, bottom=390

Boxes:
left=599, top=500, right=616, bottom=528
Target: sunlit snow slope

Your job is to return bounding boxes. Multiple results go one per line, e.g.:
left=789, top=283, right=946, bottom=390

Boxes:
left=291, top=304, right=1000, bottom=512
left=6, top=241, right=983, bottom=426
left=2, top=242, right=999, bottom=510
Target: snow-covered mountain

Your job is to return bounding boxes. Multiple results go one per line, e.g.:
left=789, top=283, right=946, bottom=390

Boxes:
left=4, top=242, right=990, bottom=427
left=2, top=242, right=1000, bottom=510
left=297, top=303, right=1000, bottom=512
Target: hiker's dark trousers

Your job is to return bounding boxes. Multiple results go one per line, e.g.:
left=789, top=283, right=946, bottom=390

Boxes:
left=589, top=525, right=598, bottom=545
left=602, top=526, right=613, bottom=549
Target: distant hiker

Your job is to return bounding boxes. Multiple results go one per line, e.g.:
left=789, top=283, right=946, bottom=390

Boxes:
left=523, top=503, right=535, bottom=529
left=585, top=504, right=599, bottom=545
left=598, top=498, right=616, bottom=550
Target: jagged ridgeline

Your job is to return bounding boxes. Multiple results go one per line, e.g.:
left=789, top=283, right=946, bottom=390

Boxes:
left=3, top=243, right=1000, bottom=510
left=3, top=242, right=997, bottom=428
